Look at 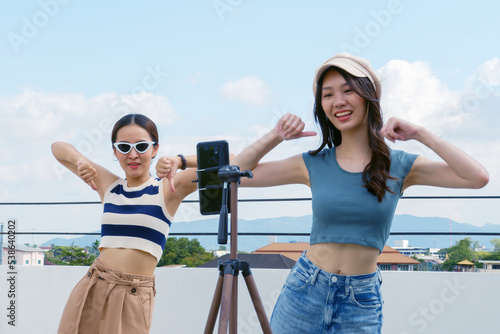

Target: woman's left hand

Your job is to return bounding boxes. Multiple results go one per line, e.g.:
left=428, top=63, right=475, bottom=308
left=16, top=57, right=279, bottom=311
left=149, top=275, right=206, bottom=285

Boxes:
left=156, top=156, right=178, bottom=192
left=384, top=117, right=490, bottom=191
left=381, top=117, right=423, bottom=143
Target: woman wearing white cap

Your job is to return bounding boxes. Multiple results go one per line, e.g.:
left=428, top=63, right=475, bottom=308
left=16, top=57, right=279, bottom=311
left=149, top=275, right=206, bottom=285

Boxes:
left=233, top=53, right=489, bottom=333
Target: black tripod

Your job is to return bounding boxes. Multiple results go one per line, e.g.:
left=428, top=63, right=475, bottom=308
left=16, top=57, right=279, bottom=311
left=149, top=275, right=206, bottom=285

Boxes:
left=204, top=166, right=272, bottom=334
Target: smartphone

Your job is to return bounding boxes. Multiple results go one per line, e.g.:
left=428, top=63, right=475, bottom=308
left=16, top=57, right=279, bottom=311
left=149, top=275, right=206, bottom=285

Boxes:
left=196, top=140, right=230, bottom=215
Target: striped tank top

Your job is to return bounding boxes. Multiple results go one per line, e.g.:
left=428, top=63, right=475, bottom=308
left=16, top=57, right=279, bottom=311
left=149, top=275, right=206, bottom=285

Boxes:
left=99, top=177, right=173, bottom=263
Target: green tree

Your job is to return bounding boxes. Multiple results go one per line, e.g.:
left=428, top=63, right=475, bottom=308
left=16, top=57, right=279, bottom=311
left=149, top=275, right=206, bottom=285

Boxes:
left=482, top=250, right=500, bottom=261
left=437, top=248, right=448, bottom=261
left=412, top=256, right=426, bottom=271
left=84, top=240, right=101, bottom=257
left=45, top=245, right=96, bottom=266
left=441, top=238, right=475, bottom=271
left=157, top=237, right=215, bottom=267
left=490, top=238, right=500, bottom=253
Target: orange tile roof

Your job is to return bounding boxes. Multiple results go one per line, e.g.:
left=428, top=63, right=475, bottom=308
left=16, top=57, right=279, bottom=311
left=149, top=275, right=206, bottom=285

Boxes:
left=377, top=246, right=420, bottom=264
left=252, top=242, right=309, bottom=261
left=252, top=251, right=302, bottom=261
left=254, top=242, right=310, bottom=252
left=381, top=245, right=399, bottom=253
left=253, top=243, right=420, bottom=265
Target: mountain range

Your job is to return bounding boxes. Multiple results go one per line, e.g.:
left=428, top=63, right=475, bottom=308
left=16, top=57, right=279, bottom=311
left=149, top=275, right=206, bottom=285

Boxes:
left=41, top=214, right=500, bottom=252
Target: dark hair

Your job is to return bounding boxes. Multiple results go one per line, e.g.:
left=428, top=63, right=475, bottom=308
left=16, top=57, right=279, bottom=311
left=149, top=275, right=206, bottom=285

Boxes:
left=111, top=114, right=159, bottom=146
left=310, top=66, right=395, bottom=202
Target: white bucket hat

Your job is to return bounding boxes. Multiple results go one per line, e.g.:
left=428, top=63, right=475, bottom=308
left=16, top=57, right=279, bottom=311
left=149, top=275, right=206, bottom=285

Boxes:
left=313, top=53, right=381, bottom=99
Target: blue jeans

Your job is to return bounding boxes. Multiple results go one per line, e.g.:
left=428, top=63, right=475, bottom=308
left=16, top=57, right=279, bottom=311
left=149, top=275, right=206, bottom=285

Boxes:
left=270, top=251, right=383, bottom=333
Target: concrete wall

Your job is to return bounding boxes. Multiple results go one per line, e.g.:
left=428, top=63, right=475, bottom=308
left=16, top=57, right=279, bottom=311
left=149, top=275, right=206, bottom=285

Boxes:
left=0, top=265, right=498, bottom=333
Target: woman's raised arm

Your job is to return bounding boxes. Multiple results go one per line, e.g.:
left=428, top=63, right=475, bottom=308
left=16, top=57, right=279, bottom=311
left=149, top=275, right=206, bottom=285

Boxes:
left=232, top=113, right=316, bottom=187
left=381, top=117, right=489, bottom=191
left=51, top=142, right=119, bottom=200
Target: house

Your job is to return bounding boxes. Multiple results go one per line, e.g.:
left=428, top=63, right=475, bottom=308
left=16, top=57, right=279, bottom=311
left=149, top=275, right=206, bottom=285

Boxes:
left=1, top=245, right=47, bottom=266
left=212, top=250, right=230, bottom=258
left=414, top=254, right=443, bottom=271
left=252, top=242, right=309, bottom=261
left=253, top=243, right=421, bottom=271
left=377, top=246, right=421, bottom=271
left=392, top=239, right=441, bottom=257
left=479, top=260, right=500, bottom=273
left=456, top=260, right=475, bottom=272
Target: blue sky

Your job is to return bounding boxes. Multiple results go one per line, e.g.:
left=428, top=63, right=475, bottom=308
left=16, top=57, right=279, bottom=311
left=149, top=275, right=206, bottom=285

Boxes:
left=1, top=1, right=499, bottom=246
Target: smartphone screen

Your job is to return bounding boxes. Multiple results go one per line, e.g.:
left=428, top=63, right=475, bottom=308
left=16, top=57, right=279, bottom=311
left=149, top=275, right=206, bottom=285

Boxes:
left=196, top=140, right=230, bottom=215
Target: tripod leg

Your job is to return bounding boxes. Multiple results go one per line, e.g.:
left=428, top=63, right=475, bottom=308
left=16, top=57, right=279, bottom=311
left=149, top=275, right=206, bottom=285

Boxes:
left=229, top=277, right=238, bottom=334
left=204, top=275, right=224, bottom=334
left=218, top=273, right=234, bottom=334
left=244, top=274, right=273, bottom=334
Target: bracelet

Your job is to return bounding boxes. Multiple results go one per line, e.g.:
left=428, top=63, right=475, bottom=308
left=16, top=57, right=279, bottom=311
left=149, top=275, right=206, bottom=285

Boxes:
left=177, top=154, right=186, bottom=170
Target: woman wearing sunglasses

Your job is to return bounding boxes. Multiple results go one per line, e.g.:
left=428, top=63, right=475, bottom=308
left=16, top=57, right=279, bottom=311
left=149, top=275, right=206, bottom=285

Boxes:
left=52, top=113, right=197, bottom=334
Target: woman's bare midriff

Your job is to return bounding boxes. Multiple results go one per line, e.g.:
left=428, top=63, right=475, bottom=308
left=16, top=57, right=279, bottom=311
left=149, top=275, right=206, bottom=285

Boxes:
left=306, top=243, right=379, bottom=275
left=98, top=248, right=157, bottom=276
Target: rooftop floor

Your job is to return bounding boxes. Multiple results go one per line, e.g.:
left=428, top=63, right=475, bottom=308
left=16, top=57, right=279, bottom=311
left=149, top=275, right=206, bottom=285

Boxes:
left=1, top=265, right=499, bottom=333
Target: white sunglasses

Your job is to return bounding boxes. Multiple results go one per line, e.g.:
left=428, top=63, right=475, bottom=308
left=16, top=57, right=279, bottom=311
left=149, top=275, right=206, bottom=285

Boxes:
left=113, top=141, right=156, bottom=154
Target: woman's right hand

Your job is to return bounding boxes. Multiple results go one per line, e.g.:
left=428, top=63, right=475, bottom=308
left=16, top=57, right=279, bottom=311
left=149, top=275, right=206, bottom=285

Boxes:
left=273, top=113, right=316, bottom=141
left=76, top=158, right=97, bottom=190
left=233, top=113, right=314, bottom=187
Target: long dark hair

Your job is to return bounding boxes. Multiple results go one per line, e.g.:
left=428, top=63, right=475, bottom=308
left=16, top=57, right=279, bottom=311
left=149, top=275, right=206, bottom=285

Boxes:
left=111, top=113, right=159, bottom=147
left=310, top=66, right=395, bottom=202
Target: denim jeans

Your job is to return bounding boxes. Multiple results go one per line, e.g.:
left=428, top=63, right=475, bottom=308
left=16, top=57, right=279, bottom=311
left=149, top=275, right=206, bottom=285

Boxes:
left=270, top=251, right=383, bottom=333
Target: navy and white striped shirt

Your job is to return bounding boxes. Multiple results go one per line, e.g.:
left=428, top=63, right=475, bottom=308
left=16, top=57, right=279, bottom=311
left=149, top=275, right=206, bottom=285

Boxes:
left=99, top=177, right=172, bottom=262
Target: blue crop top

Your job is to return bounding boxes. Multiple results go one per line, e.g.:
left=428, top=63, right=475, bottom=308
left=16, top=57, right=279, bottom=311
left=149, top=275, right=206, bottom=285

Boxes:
left=302, top=148, right=418, bottom=253
left=99, top=177, right=173, bottom=263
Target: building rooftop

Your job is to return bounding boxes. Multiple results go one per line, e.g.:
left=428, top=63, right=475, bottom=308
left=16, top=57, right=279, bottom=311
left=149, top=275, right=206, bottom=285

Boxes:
left=377, top=246, right=421, bottom=265
left=1, top=264, right=498, bottom=333
left=252, top=242, right=308, bottom=261
left=252, top=242, right=421, bottom=265
left=2, top=244, right=48, bottom=252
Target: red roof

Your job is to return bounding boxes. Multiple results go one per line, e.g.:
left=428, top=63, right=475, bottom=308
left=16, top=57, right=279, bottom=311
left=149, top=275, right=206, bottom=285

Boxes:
left=377, top=246, right=420, bottom=264
left=252, top=242, right=309, bottom=261
left=253, top=243, right=420, bottom=264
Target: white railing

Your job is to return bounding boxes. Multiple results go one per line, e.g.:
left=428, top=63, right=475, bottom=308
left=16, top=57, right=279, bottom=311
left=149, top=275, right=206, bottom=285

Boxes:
left=0, top=265, right=498, bottom=333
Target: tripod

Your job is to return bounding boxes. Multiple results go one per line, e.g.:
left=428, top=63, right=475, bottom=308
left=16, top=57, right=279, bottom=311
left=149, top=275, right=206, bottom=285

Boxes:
left=204, top=166, right=272, bottom=334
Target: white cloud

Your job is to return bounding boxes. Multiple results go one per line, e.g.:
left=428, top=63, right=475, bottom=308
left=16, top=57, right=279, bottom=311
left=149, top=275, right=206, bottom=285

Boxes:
left=378, top=57, right=500, bottom=151
left=2, top=60, right=499, bottom=228
left=377, top=59, right=500, bottom=210
left=0, top=90, right=178, bottom=140
left=189, top=71, right=202, bottom=84
left=378, top=60, right=463, bottom=137
left=0, top=90, right=179, bottom=200
left=219, top=76, right=272, bottom=106
left=458, top=58, right=500, bottom=136
left=468, top=57, right=500, bottom=87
